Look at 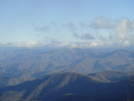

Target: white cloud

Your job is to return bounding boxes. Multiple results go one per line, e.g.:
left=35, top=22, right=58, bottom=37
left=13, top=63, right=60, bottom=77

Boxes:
left=63, top=42, right=102, bottom=48
left=89, top=42, right=99, bottom=47
left=91, top=17, right=113, bottom=29
left=90, top=17, right=134, bottom=47
left=13, top=42, right=44, bottom=47
left=122, top=40, right=130, bottom=46
left=115, top=18, right=129, bottom=40
left=0, top=41, right=47, bottom=47
left=115, top=18, right=134, bottom=41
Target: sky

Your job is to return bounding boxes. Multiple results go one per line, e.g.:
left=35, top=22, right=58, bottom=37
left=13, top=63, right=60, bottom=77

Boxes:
left=0, top=0, right=134, bottom=48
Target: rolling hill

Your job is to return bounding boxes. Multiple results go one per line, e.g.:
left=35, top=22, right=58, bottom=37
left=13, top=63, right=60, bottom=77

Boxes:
left=0, top=48, right=134, bottom=78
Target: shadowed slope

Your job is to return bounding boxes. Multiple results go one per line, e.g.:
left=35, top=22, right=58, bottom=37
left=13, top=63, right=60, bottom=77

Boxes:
left=0, top=72, right=133, bottom=101
left=0, top=72, right=104, bottom=101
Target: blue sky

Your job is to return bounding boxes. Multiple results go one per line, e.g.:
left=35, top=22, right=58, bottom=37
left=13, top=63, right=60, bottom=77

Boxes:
left=0, top=0, right=134, bottom=48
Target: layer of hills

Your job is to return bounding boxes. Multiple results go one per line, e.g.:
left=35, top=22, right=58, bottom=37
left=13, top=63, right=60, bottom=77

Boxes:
left=0, top=70, right=134, bottom=88
left=0, top=47, right=134, bottom=101
left=0, top=48, right=134, bottom=78
left=0, top=72, right=134, bottom=101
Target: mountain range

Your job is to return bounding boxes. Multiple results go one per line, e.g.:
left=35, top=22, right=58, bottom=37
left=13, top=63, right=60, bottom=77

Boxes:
left=0, top=47, right=134, bottom=101
left=0, top=48, right=134, bottom=78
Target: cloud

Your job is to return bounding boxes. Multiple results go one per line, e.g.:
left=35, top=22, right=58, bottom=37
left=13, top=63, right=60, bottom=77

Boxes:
left=98, top=35, right=110, bottom=41
left=0, top=40, right=133, bottom=49
left=59, top=42, right=100, bottom=48
left=62, top=22, right=77, bottom=31
left=122, top=40, right=130, bottom=46
left=89, top=42, right=99, bottom=47
left=91, top=17, right=114, bottom=29
left=1, top=18, right=134, bottom=48
left=35, top=25, right=50, bottom=32
left=0, top=39, right=61, bottom=48
left=115, top=18, right=134, bottom=40
left=60, top=17, right=134, bottom=48
left=62, top=22, right=96, bottom=40
left=45, top=41, right=130, bottom=48
left=130, top=20, right=134, bottom=29
left=91, top=17, right=134, bottom=45
left=73, top=33, right=95, bottom=40
left=0, top=42, right=44, bottom=47
left=13, top=41, right=45, bottom=47
left=79, top=22, right=87, bottom=28
left=115, top=18, right=129, bottom=40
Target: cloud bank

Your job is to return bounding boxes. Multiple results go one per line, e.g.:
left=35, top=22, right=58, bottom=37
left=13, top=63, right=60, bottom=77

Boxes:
left=91, top=17, right=134, bottom=41
left=1, top=17, right=134, bottom=48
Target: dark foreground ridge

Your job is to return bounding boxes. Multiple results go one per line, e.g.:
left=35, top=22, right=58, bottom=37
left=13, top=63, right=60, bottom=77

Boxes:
left=0, top=72, right=134, bottom=101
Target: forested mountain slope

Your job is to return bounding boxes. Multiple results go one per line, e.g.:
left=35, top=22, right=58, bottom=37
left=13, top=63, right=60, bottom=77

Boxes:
left=0, top=48, right=134, bottom=78
left=0, top=72, right=133, bottom=101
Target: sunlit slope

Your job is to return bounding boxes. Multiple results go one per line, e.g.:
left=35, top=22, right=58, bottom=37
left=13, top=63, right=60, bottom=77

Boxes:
left=89, top=71, right=134, bottom=82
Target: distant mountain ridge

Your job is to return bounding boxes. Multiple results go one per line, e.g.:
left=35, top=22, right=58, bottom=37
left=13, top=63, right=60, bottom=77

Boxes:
left=0, top=48, right=134, bottom=79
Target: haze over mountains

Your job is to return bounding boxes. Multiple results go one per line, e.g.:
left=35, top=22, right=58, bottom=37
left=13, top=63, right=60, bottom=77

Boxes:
left=0, top=48, right=134, bottom=77
left=0, top=47, right=134, bottom=101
